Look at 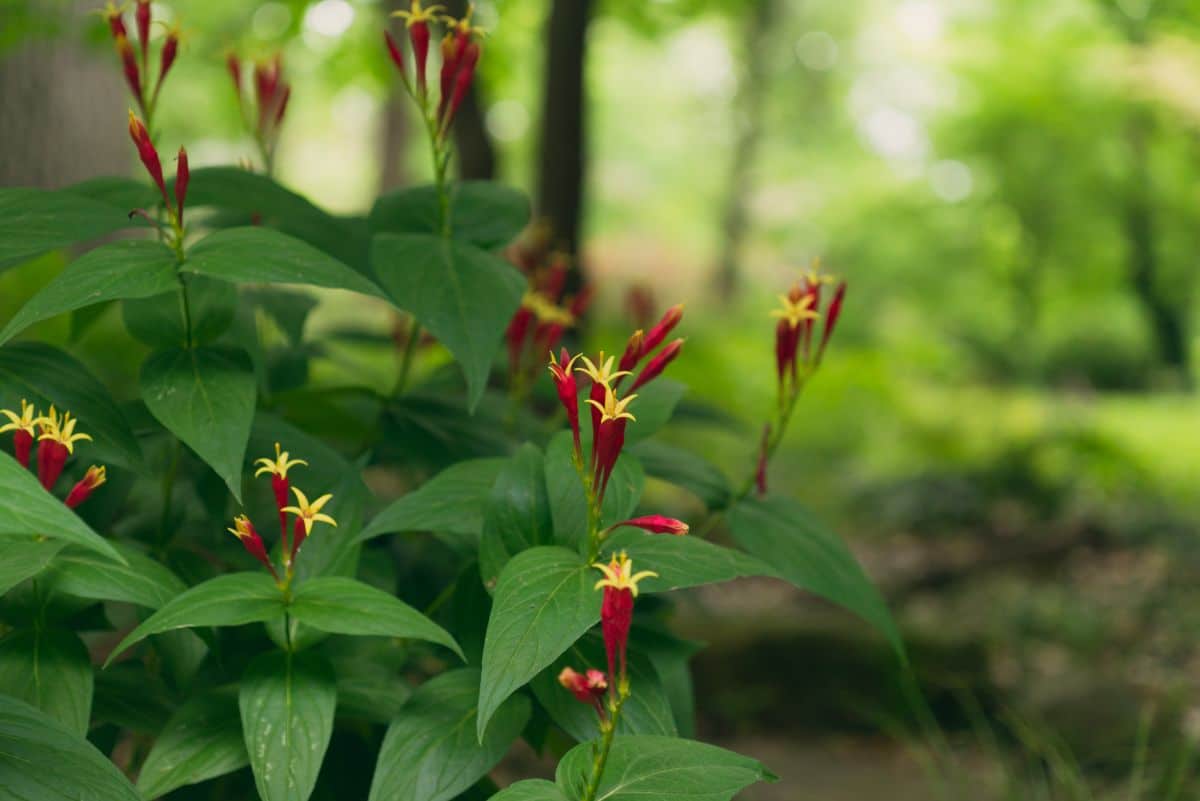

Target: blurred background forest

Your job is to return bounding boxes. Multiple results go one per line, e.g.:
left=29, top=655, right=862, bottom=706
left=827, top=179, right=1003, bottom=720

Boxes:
left=6, top=0, right=1200, bottom=797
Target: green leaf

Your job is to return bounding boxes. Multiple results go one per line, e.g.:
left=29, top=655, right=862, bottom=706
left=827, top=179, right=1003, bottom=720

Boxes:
left=728, top=495, right=904, bottom=657
left=140, top=345, right=256, bottom=500
left=289, top=576, right=462, bottom=658
left=0, top=188, right=139, bottom=271
left=0, top=240, right=178, bottom=346
left=633, top=630, right=702, bottom=739
left=185, top=227, right=385, bottom=299
left=624, top=379, right=687, bottom=445
left=0, top=342, right=145, bottom=470
left=0, top=695, right=140, bottom=801
left=488, top=779, right=568, bottom=801
left=40, top=542, right=186, bottom=609
left=239, top=650, right=336, bottom=801
left=356, top=458, right=505, bottom=543
left=0, top=452, right=122, bottom=562
left=0, top=629, right=92, bottom=736
left=0, top=536, right=64, bottom=595
left=327, top=638, right=412, bottom=723
left=122, top=275, right=238, bottom=347
left=555, top=735, right=775, bottom=801
left=629, top=441, right=731, bottom=510
left=368, top=668, right=530, bottom=801
left=246, top=287, right=319, bottom=345
left=530, top=633, right=676, bottom=742
left=63, top=176, right=156, bottom=210
left=136, top=688, right=249, bottom=799
left=480, top=444, right=553, bottom=588
left=544, top=431, right=644, bottom=552
left=369, top=182, right=530, bottom=250
left=477, top=546, right=599, bottom=741
left=371, top=233, right=525, bottom=409
left=603, top=528, right=774, bottom=592
left=105, top=572, right=284, bottom=665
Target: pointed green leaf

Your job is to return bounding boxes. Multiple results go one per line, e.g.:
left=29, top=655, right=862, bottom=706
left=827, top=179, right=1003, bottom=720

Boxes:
left=106, top=572, right=284, bottom=665
left=0, top=342, right=145, bottom=470
left=728, top=495, right=904, bottom=657
left=369, top=182, right=530, bottom=249
left=356, top=458, right=505, bottom=543
left=0, top=188, right=140, bottom=271
left=371, top=233, right=525, bottom=409
left=0, top=695, right=140, bottom=801
left=0, top=629, right=93, bottom=736
left=41, top=542, right=187, bottom=609
left=136, top=688, right=248, bottom=799
left=185, top=227, right=385, bottom=298
left=480, top=444, right=553, bottom=587
left=239, top=650, right=336, bottom=801
left=140, top=345, right=256, bottom=500
left=368, top=668, right=530, bottom=801
left=122, top=275, right=238, bottom=348
left=477, top=546, right=599, bottom=741
left=545, top=431, right=644, bottom=551
left=555, top=735, right=775, bottom=801
left=623, top=379, right=687, bottom=445
left=0, top=452, right=122, bottom=562
left=629, top=441, right=731, bottom=510
left=289, top=576, right=462, bottom=658
left=604, top=528, right=774, bottom=592
left=0, top=536, right=64, bottom=596
left=0, top=240, right=178, bottom=345
left=488, top=780, right=568, bottom=801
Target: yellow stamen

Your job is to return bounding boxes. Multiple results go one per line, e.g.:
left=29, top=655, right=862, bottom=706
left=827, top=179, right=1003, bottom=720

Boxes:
left=593, top=551, right=657, bottom=596
left=254, top=442, right=308, bottom=479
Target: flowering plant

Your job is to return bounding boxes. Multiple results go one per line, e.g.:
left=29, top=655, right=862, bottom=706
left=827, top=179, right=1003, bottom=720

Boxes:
left=0, top=3, right=901, bottom=800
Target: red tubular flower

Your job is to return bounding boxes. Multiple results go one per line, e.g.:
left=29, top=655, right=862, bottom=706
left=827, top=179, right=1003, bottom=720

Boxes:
left=610, top=515, right=689, bottom=536
left=586, top=384, right=637, bottom=500
left=0, top=399, right=39, bottom=469
left=156, top=28, right=180, bottom=98
left=228, top=515, right=278, bottom=580
left=442, top=41, right=480, bottom=132
left=558, top=666, right=608, bottom=720
left=593, top=552, right=657, bottom=689
left=115, top=34, right=143, bottom=108
left=65, top=465, right=107, bottom=509
left=135, top=0, right=151, bottom=64
left=617, top=330, right=644, bottom=376
left=576, top=354, right=631, bottom=467
left=281, top=487, right=337, bottom=563
left=629, top=338, right=683, bottom=392
left=105, top=4, right=127, bottom=39
left=411, top=21, right=431, bottom=97
left=755, top=424, right=770, bottom=497
left=770, top=289, right=817, bottom=389
left=175, top=147, right=189, bottom=227
left=548, top=349, right=582, bottom=460
left=816, top=281, right=847, bottom=363
left=35, top=407, right=91, bottom=492
left=254, top=442, right=308, bottom=543
left=385, top=30, right=407, bottom=82
left=640, top=303, right=684, bottom=358
left=437, top=31, right=465, bottom=123
left=128, top=111, right=170, bottom=211
left=253, top=58, right=280, bottom=132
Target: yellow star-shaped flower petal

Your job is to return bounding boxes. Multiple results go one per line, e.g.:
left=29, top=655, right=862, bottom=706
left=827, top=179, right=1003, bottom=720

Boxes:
left=584, top=384, right=636, bottom=424
left=391, top=0, right=444, bottom=27
left=768, top=292, right=818, bottom=329
left=576, top=352, right=631, bottom=387
left=593, top=551, right=657, bottom=596
left=0, top=399, right=38, bottom=436
left=254, top=442, right=308, bottom=479
left=36, top=406, right=92, bottom=454
left=281, top=487, right=337, bottom=535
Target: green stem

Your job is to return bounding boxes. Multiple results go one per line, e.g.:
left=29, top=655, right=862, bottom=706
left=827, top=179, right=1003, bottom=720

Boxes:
left=582, top=691, right=627, bottom=801
left=157, top=439, right=181, bottom=547
left=393, top=317, right=422, bottom=395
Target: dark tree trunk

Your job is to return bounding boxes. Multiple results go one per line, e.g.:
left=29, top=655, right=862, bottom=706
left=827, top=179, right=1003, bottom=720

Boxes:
left=446, top=0, right=495, bottom=180
left=536, top=0, right=594, bottom=268
left=714, top=0, right=774, bottom=302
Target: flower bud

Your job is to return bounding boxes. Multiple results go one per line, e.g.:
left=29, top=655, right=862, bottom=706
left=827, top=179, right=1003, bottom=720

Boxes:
left=558, top=666, right=608, bottom=719
left=629, top=338, right=683, bottom=392
left=617, top=330, right=644, bottom=376
left=174, top=147, right=189, bottom=227
left=135, top=0, right=151, bottom=63
left=385, top=31, right=407, bottom=81
left=65, top=465, right=107, bottom=509
left=441, top=41, right=480, bottom=133
left=128, top=111, right=170, bottom=211
left=410, top=20, right=430, bottom=98
left=816, top=282, right=846, bottom=364
left=640, top=303, right=684, bottom=358
left=228, top=515, right=278, bottom=580
left=593, top=552, right=658, bottom=689
left=611, top=515, right=689, bottom=536
left=157, top=29, right=180, bottom=94
left=548, top=349, right=583, bottom=461
left=115, top=34, right=143, bottom=108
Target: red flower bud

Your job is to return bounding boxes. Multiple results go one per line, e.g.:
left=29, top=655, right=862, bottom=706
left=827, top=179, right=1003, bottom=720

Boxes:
left=629, top=338, right=683, bottom=392
left=115, top=34, right=143, bottom=108
left=385, top=31, right=407, bottom=80
left=106, top=6, right=127, bottom=40
left=65, top=465, right=107, bottom=509
left=128, top=111, right=170, bottom=211
left=441, top=41, right=480, bottom=133
left=611, top=515, right=689, bottom=536
left=437, top=31, right=464, bottom=123
left=594, top=553, right=657, bottom=688
left=548, top=349, right=583, bottom=461
left=816, top=282, right=846, bottom=363
left=640, top=303, right=684, bottom=358
left=174, top=147, right=189, bottom=227
left=135, top=0, right=151, bottom=64
left=617, top=330, right=644, bottom=376
left=410, top=20, right=430, bottom=98
left=156, top=30, right=179, bottom=97
left=228, top=515, right=279, bottom=580
left=558, top=666, right=608, bottom=719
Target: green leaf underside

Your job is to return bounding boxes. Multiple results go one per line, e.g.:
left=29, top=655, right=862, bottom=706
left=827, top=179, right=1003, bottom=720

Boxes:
left=555, top=735, right=776, bottom=801
left=140, top=345, right=256, bottom=500
left=728, top=495, right=905, bottom=658
left=356, top=458, right=505, bottom=543
left=480, top=444, right=553, bottom=587
left=289, top=576, right=463, bottom=658
left=368, top=668, right=530, bottom=801
left=477, top=546, right=600, bottom=741
left=544, top=431, right=644, bottom=552
left=0, top=452, right=122, bottom=562
left=136, top=688, right=249, bottom=799
left=370, top=232, right=525, bottom=410
left=369, top=181, right=530, bottom=250
left=0, top=629, right=93, bottom=737
left=106, top=572, right=284, bottom=665
left=41, top=542, right=187, bottom=609
left=0, top=342, right=145, bottom=470
left=0, top=187, right=140, bottom=271
left=239, top=650, right=337, bottom=801
left=0, top=536, right=65, bottom=595
left=185, top=227, right=385, bottom=299
left=0, top=695, right=140, bottom=801
left=0, top=239, right=178, bottom=346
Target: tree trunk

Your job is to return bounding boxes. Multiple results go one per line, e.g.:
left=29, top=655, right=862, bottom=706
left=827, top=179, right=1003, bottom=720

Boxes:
left=714, top=0, right=775, bottom=302
left=536, top=0, right=594, bottom=267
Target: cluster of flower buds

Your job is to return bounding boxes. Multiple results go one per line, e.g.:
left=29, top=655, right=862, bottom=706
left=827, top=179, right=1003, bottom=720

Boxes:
left=504, top=238, right=591, bottom=384
left=558, top=666, right=608, bottom=720
left=385, top=1, right=484, bottom=140
left=227, top=54, right=291, bottom=170
left=229, top=443, right=335, bottom=583
left=103, top=1, right=180, bottom=123
left=128, top=112, right=189, bottom=231
left=1, top=400, right=106, bottom=508
left=770, top=259, right=846, bottom=397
